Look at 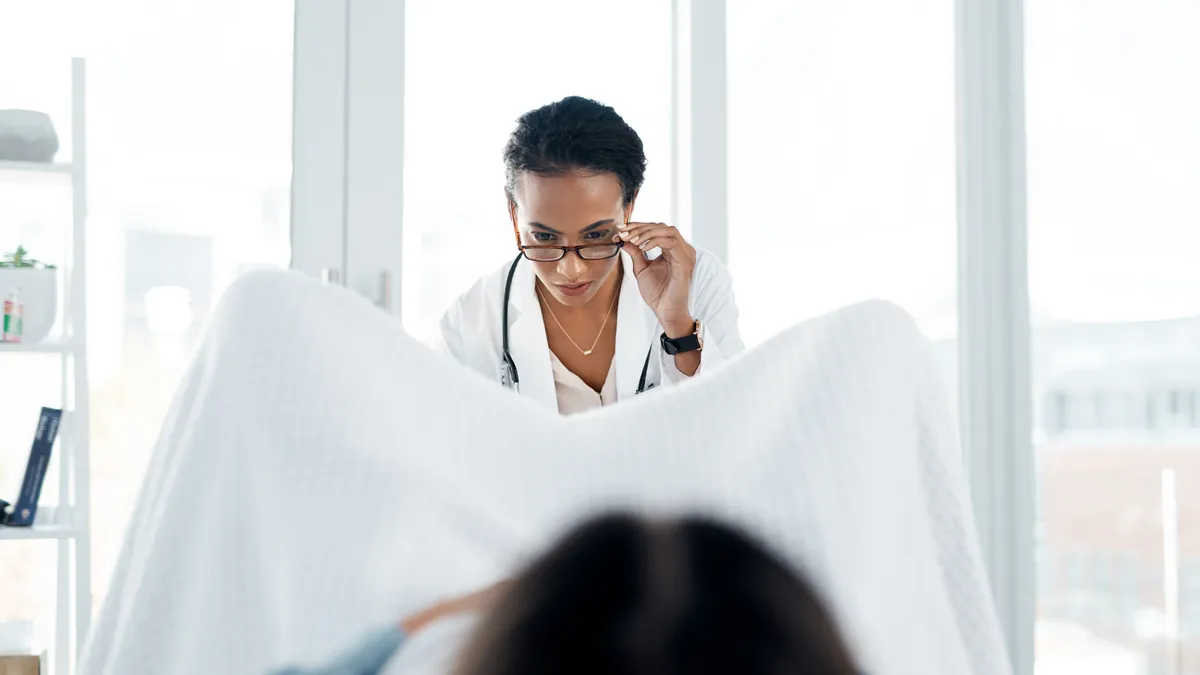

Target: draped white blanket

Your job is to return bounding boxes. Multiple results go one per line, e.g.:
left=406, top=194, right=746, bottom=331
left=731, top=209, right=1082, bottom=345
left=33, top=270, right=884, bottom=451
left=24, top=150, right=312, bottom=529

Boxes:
left=80, top=271, right=1011, bottom=675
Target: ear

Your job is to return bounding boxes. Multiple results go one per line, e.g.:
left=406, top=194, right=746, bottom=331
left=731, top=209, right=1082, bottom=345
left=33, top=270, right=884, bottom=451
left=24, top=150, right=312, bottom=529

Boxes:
left=508, top=195, right=521, bottom=247
left=624, top=188, right=640, bottom=222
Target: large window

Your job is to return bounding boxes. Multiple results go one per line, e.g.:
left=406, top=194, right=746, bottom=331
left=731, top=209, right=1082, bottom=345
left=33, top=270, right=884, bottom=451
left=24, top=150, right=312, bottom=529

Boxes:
left=726, top=0, right=957, bottom=347
left=0, top=0, right=293, bottom=644
left=5, top=3, right=1195, bottom=673
left=401, top=0, right=673, bottom=341
left=1027, top=0, right=1200, bottom=671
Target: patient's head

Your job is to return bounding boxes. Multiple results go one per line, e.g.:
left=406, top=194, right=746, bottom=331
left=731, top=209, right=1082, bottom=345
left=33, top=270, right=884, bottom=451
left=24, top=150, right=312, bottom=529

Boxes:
left=454, top=513, right=859, bottom=675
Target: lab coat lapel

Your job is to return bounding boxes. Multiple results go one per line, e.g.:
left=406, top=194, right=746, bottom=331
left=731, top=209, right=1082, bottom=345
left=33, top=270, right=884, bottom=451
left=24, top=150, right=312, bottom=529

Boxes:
left=507, top=259, right=558, bottom=411
left=615, top=253, right=657, bottom=399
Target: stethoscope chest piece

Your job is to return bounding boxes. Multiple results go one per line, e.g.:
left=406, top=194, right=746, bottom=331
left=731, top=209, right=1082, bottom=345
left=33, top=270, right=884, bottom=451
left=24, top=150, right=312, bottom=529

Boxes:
left=500, top=352, right=520, bottom=394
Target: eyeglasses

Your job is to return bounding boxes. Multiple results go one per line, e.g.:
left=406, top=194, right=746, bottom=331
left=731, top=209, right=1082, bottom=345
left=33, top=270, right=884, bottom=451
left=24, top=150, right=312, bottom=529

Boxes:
left=519, top=242, right=624, bottom=262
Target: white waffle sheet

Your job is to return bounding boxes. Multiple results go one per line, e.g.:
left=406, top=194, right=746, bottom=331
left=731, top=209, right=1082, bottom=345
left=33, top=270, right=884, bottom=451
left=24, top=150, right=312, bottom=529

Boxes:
left=80, top=270, right=1011, bottom=675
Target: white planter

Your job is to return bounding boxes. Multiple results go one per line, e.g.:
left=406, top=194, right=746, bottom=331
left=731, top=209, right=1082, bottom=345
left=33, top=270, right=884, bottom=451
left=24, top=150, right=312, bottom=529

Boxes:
left=0, top=267, right=58, bottom=344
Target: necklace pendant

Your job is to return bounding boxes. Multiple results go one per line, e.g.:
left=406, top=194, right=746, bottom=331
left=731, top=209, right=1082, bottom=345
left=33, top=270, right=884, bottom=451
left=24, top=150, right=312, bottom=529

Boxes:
left=582, top=349, right=593, bottom=356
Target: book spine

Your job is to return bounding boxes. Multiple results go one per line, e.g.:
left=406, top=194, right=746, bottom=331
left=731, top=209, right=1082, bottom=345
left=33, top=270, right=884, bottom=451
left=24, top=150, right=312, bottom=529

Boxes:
left=6, top=407, right=63, bottom=527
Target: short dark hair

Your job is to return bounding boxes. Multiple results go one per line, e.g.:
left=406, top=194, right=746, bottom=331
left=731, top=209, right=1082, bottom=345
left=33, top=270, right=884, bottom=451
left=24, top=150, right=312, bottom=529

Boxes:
left=453, top=513, right=860, bottom=675
left=503, top=96, right=647, bottom=206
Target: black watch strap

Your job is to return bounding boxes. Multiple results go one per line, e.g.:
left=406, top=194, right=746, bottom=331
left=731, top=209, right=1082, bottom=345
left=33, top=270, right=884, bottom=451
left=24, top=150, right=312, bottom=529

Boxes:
left=660, top=322, right=702, bottom=355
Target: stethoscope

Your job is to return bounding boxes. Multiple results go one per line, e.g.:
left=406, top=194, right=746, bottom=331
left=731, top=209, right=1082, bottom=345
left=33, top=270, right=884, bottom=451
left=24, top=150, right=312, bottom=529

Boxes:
left=500, top=253, right=654, bottom=396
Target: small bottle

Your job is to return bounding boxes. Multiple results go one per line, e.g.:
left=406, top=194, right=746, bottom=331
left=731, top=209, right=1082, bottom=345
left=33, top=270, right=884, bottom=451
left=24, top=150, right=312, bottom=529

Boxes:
left=2, top=289, right=22, bottom=343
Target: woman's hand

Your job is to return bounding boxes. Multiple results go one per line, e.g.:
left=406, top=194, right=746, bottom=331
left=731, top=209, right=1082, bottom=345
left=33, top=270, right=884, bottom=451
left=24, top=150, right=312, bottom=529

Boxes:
left=264, top=584, right=510, bottom=675
left=399, top=582, right=509, bottom=636
left=616, top=222, right=697, bottom=338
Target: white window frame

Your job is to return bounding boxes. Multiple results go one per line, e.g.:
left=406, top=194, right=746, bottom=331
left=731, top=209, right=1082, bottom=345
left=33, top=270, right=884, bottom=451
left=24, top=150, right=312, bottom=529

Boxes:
left=955, top=0, right=1035, bottom=671
left=671, top=0, right=727, bottom=262
left=341, top=0, right=405, bottom=316
left=289, top=1, right=1036, bottom=671
left=291, top=0, right=349, bottom=283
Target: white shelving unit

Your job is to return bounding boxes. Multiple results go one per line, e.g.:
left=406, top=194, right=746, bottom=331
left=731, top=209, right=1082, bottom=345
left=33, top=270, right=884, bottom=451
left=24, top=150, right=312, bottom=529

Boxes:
left=0, top=58, right=91, bottom=675
left=0, top=160, right=75, bottom=178
left=0, top=340, right=79, bottom=355
left=0, top=523, right=81, bottom=541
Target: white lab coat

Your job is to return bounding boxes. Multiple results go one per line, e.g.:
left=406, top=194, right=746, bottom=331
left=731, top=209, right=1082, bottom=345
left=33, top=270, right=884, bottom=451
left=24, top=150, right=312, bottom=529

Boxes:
left=436, top=248, right=745, bottom=412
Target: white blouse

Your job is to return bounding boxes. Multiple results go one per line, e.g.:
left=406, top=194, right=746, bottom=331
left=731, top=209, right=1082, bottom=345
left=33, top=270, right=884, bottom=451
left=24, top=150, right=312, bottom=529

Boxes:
left=548, top=351, right=618, bottom=415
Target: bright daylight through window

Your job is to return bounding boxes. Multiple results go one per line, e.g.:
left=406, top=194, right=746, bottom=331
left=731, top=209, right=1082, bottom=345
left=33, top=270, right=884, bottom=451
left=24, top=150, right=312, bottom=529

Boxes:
left=2, top=1, right=1198, bottom=674
left=402, top=0, right=673, bottom=343
left=0, top=0, right=293, bottom=658
left=1027, top=0, right=1200, bottom=672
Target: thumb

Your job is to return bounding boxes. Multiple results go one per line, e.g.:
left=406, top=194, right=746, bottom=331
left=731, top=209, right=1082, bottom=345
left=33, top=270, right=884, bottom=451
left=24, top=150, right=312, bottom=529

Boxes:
left=623, top=244, right=650, bottom=274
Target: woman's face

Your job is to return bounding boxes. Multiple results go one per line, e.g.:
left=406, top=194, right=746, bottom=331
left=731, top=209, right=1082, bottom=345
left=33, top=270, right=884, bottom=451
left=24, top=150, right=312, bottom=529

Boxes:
left=509, top=170, right=633, bottom=308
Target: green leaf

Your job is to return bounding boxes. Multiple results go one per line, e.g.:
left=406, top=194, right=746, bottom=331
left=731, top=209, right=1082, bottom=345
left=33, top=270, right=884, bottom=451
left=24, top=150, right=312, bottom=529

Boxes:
left=1, top=245, right=55, bottom=269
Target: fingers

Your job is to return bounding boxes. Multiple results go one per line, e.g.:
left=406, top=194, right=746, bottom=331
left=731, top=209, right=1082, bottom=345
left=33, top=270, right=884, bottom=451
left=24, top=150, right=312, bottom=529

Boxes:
left=401, top=581, right=510, bottom=635
left=630, top=235, right=679, bottom=253
left=619, top=225, right=679, bottom=253
left=620, top=222, right=695, bottom=264
left=622, top=241, right=651, bottom=274
left=618, top=222, right=676, bottom=246
left=616, top=222, right=694, bottom=272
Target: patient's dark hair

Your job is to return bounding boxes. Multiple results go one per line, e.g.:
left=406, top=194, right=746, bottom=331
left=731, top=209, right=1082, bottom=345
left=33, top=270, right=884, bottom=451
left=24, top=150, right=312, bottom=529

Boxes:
left=454, top=513, right=859, bottom=675
left=503, top=96, right=647, bottom=206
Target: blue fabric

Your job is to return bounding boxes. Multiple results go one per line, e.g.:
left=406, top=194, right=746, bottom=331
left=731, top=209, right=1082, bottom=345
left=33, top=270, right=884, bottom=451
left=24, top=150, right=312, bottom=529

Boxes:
left=267, top=625, right=406, bottom=675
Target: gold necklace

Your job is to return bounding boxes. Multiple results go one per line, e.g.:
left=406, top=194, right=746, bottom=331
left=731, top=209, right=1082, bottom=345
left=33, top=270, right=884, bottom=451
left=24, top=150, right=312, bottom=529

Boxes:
left=536, top=283, right=619, bottom=356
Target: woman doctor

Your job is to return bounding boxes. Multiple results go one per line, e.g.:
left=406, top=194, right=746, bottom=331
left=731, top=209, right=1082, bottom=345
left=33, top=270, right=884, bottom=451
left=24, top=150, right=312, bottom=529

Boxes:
left=437, top=96, right=744, bottom=415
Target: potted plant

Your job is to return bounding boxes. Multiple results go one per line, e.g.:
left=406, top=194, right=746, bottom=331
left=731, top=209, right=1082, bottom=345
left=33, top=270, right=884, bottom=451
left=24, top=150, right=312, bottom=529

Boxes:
left=0, top=245, right=58, bottom=344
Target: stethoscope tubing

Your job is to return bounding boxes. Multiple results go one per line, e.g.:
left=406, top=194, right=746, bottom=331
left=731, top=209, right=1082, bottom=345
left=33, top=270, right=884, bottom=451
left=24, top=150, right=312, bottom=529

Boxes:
left=500, top=254, right=653, bottom=396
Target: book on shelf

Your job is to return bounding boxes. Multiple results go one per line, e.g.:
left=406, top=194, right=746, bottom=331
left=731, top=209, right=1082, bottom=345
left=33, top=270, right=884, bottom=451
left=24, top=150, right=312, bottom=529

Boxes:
left=1, top=407, right=62, bottom=527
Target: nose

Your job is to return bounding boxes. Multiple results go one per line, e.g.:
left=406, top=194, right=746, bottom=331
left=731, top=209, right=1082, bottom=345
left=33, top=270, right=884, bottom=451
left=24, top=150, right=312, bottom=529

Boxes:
left=556, top=251, right=586, bottom=279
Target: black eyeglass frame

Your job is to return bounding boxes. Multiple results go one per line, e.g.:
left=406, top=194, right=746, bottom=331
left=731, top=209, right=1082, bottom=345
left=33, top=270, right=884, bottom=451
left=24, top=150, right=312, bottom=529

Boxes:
left=517, top=241, right=625, bottom=262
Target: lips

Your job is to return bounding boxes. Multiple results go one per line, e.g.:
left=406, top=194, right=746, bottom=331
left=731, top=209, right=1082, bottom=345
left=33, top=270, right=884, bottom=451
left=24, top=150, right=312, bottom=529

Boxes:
left=555, top=281, right=593, bottom=297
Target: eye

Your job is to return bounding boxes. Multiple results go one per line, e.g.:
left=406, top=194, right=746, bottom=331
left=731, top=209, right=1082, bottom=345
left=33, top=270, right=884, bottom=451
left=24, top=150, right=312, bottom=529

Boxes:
left=532, top=232, right=557, bottom=242
left=583, top=230, right=611, bottom=241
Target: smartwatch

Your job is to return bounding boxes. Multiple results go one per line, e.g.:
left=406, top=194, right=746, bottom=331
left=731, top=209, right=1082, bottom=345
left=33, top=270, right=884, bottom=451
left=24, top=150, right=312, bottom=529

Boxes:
left=660, top=321, right=704, bottom=355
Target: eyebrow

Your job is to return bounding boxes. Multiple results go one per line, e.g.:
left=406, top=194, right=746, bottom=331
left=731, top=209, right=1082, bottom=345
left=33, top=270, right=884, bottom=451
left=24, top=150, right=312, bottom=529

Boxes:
left=528, top=219, right=615, bottom=235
